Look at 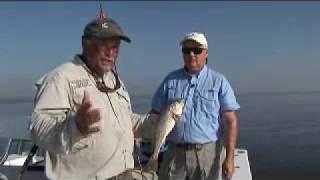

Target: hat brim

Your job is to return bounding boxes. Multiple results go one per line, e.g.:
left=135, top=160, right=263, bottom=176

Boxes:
left=84, top=31, right=131, bottom=43
left=119, top=35, right=131, bottom=43
left=109, top=32, right=131, bottom=43
left=98, top=33, right=131, bottom=43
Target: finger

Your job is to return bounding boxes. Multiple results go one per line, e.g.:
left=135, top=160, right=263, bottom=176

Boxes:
left=87, top=127, right=100, bottom=134
left=222, top=168, right=232, bottom=179
left=88, top=109, right=101, bottom=124
left=91, top=108, right=101, bottom=119
left=80, top=100, right=92, bottom=112
left=76, top=90, right=91, bottom=122
left=79, top=90, right=92, bottom=111
left=222, top=167, right=228, bottom=177
left=75, top=120, right=87, bottom=135
left=82, top=89, right=91, bottom=104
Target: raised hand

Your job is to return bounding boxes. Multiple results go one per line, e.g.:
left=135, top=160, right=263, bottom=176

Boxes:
left=75, top=89, right=101, bottom=136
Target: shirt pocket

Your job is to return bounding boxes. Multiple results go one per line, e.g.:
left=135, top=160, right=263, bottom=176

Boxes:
left=196, top=88, right=220, bottom=115
left=194, top=88, right=220, bottom=128
left=167, top=81, right=183, bottom=102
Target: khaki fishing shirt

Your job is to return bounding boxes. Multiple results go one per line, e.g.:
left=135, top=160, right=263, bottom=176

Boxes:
left=30, top=55, right=146, bottom=180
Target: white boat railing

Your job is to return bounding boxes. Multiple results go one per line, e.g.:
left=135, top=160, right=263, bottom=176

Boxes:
left=0, top=139, right=12, bottom=165
left=0, top=138, right=44, bottom=167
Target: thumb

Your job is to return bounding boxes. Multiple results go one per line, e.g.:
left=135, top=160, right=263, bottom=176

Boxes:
left=82, top=89, right=91, bottom=104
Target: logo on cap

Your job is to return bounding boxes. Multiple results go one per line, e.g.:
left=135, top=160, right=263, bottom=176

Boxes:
left=102, top=22, right=109, bottom=29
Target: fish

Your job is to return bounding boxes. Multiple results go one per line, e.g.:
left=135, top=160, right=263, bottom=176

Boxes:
left=145, top=99, right=185, bottom=171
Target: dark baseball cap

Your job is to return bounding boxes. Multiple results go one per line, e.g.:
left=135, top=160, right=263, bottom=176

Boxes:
left=82, top=18, right=131, bottom=43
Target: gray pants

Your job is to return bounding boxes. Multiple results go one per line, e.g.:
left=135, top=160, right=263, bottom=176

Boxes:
left=159, top=140, right=225, bottom=180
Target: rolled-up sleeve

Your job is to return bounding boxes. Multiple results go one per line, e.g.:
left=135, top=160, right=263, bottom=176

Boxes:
left=31, top=72, right=88, bottom=154
left=219, top=76, right=240, bottom=111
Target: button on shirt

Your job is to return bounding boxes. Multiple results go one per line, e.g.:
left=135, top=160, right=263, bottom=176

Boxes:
left=152, top=65, right=240, bottom=144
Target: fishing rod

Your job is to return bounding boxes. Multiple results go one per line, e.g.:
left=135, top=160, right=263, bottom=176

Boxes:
left=99, top=0, right=107, bottom=19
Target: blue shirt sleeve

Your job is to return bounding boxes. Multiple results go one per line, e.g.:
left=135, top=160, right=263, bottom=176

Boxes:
left=151, top=79, right=168, bottom=113
left=219, top=76, right=240, bottom=111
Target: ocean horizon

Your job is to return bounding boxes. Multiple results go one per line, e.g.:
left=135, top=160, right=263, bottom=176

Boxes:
left=1, top=91, right=320, bottom=180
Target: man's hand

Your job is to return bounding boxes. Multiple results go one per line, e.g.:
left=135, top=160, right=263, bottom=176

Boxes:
left=75, top=89, right=101, bottom=136
left=222, top=157, right=234, bottom=179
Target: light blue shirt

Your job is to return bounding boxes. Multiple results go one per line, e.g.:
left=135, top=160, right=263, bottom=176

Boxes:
left=151, top=65, right=240, bottom=144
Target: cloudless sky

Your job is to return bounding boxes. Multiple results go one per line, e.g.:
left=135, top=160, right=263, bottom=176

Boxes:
left=0, top=2, right=319, bottom=99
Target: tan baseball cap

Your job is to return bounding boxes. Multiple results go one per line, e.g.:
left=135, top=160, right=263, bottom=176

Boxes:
left=180, top=32, right=208, bottom=48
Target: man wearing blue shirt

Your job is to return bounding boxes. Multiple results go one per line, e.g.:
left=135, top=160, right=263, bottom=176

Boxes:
left=151, top=32, right=240, bottom=180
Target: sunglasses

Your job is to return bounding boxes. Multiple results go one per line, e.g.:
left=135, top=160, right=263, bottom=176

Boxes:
left=95, top=70, right=121, bottom=93
left=182, top=47, right=204, bottom=55
left=80, top=56, right=121, bottom=93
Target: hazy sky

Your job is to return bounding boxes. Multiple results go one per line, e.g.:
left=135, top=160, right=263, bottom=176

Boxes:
left=0, top=2, right=319, bottom=99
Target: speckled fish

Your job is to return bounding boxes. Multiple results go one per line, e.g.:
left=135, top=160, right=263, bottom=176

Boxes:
left=146, top=99, right=184, bottom=171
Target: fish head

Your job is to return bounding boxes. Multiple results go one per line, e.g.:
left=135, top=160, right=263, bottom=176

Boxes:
left=169, top=99, right=185, bottom=121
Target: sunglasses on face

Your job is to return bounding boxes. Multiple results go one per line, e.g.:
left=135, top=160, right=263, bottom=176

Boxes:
left=182, top=47, right=204, bottom=55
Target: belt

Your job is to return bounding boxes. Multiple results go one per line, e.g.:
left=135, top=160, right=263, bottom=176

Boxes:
left=172, top=142, right=207, bottom=151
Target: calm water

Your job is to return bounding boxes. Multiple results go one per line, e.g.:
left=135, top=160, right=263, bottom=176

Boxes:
left=1, top=92, right=320, bottom=180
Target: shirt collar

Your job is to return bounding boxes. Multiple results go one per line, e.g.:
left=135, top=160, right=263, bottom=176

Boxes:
left=183, top=65, right=208, bottom=80
left=74, top=54, right=120, bottom=90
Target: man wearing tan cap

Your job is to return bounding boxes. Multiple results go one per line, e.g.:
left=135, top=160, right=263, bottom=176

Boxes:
left=30, top=17, right=156, bottom=180
left=150, top=32, right=240, bottom=180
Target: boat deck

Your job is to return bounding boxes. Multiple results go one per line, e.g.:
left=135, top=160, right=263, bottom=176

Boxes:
left=1, top=144, right=252, bottom=180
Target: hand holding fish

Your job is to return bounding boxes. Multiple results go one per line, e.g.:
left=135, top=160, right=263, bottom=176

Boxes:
left=75, top=89, right=101, bottom=136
